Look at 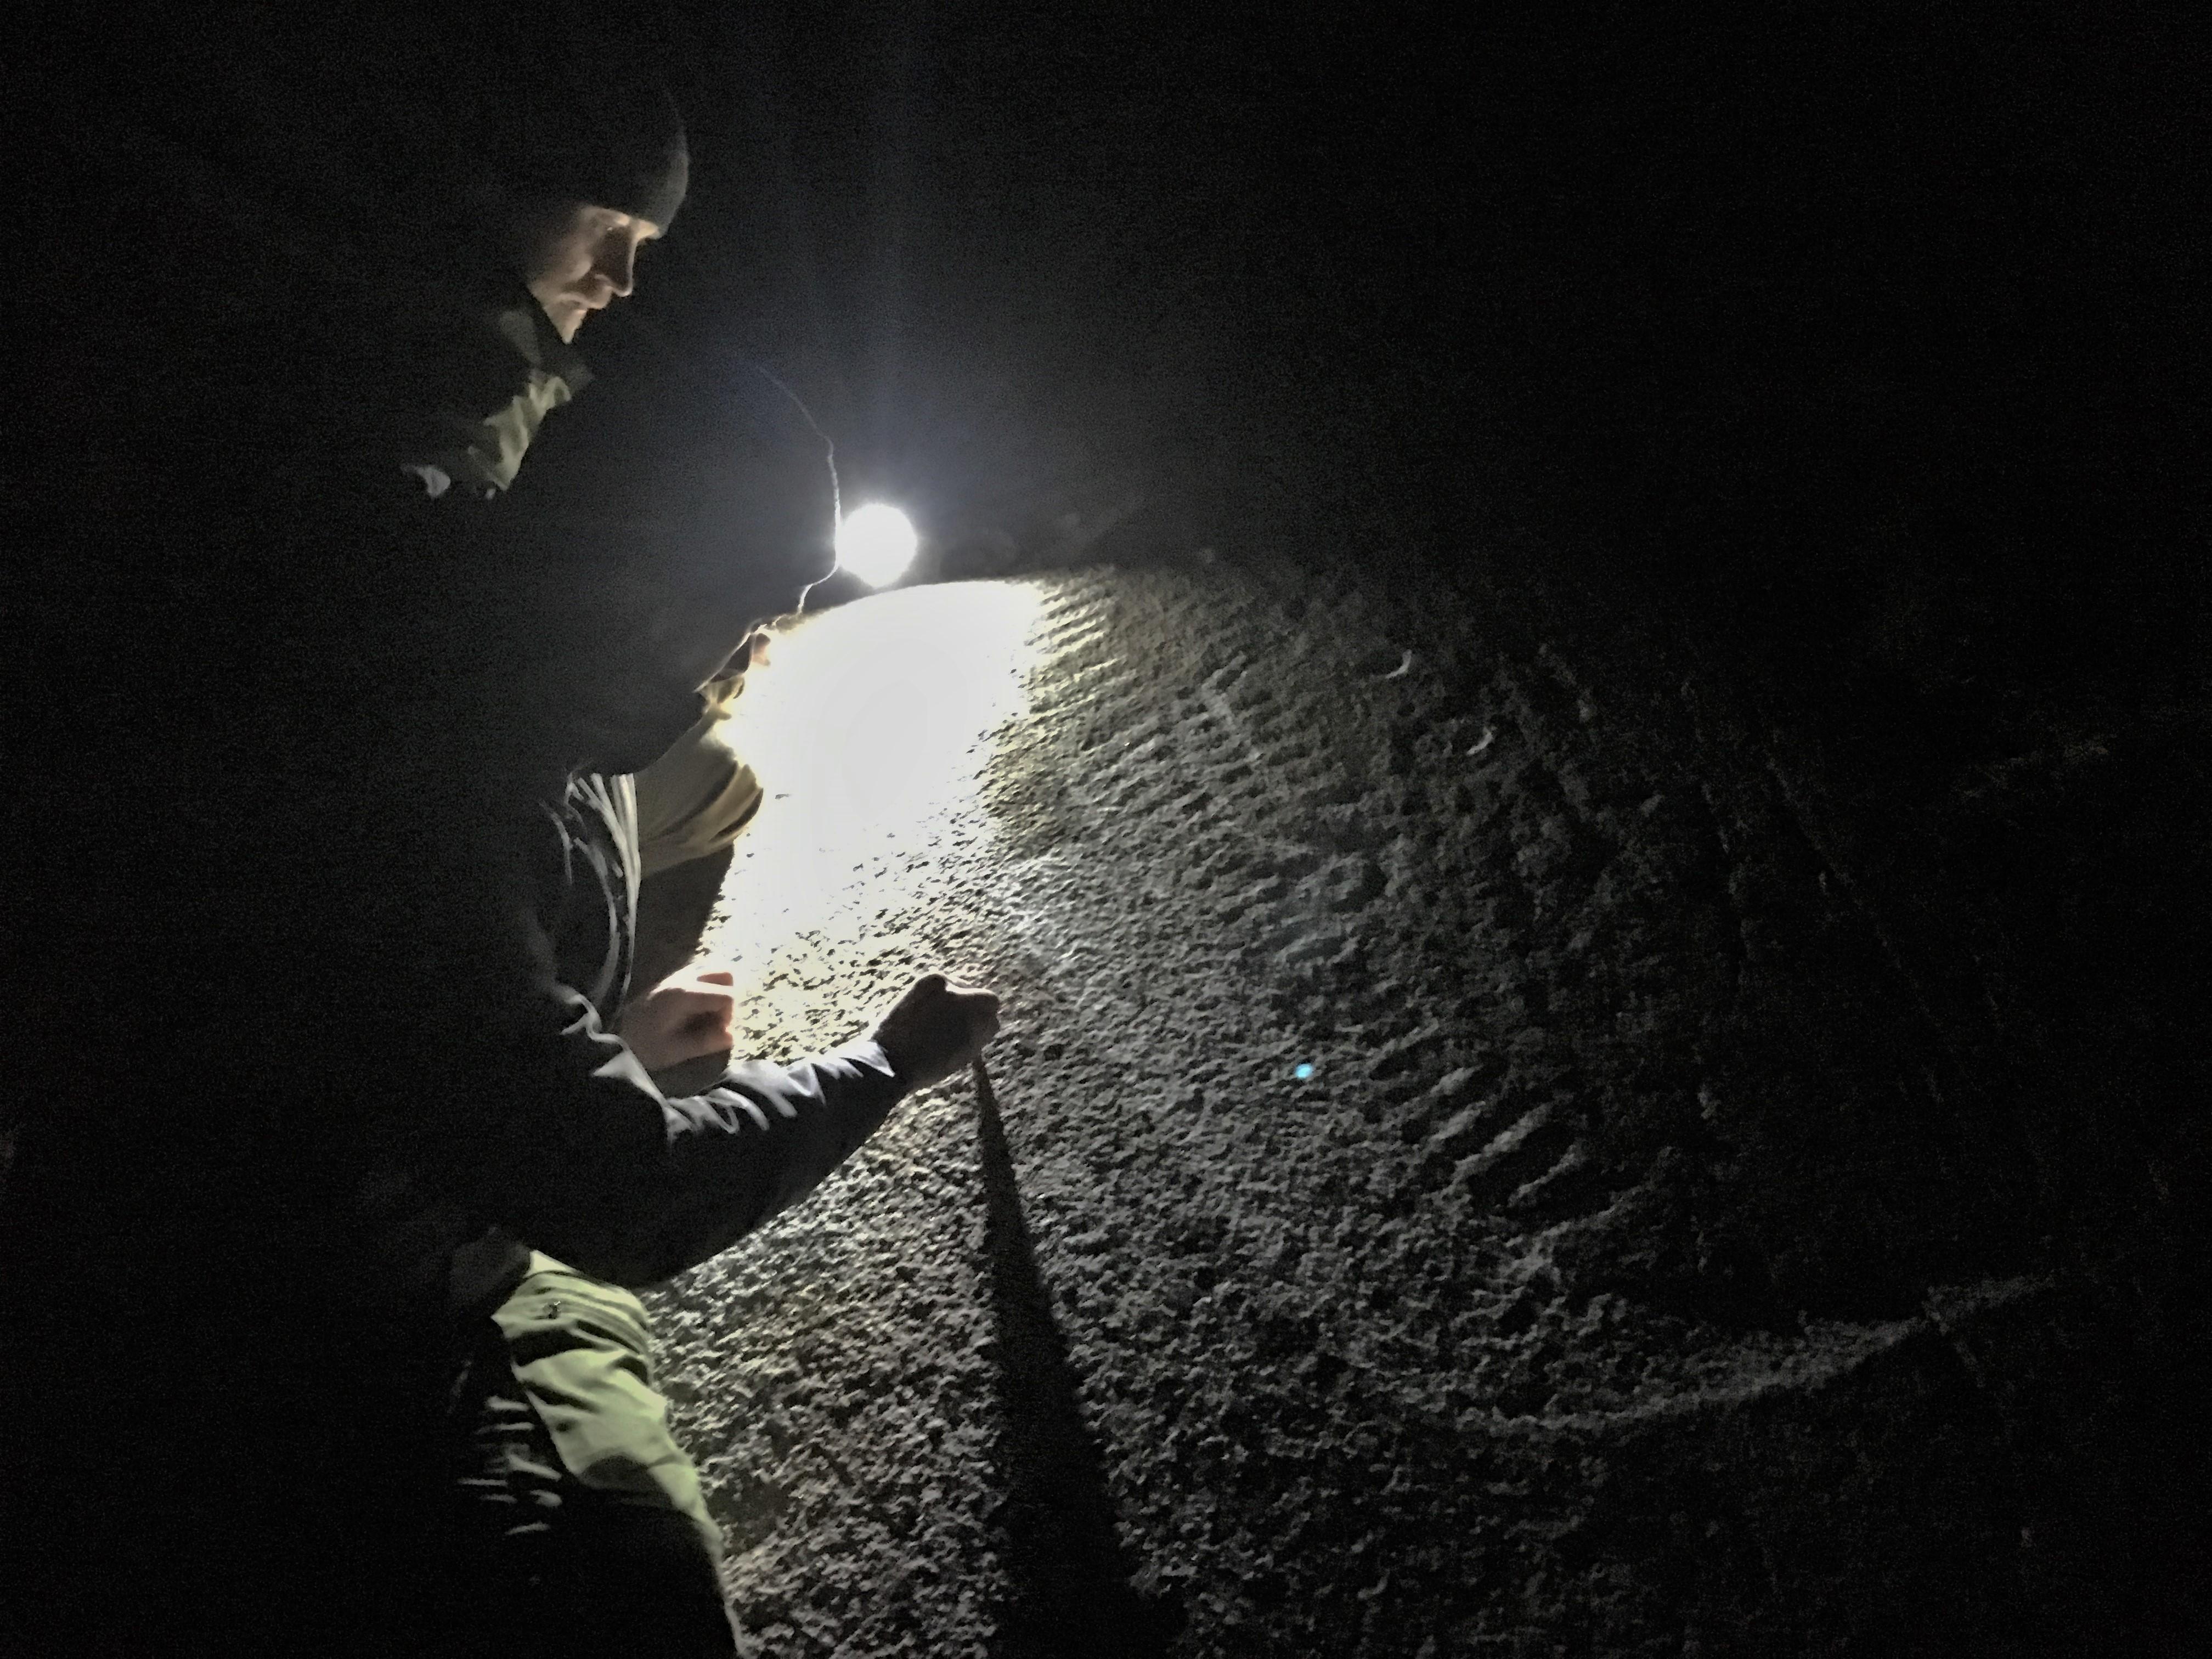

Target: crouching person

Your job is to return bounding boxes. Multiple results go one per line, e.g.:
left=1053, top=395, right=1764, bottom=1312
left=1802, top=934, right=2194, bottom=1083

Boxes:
left=444, top=957, right=994, bottom=1656
left=431, top=441, right=998, bottom=1650
left=436, top=697, right=1000, bottom=1653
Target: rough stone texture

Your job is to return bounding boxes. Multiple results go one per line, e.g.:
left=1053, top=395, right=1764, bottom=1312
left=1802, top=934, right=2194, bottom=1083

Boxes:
left=640, top=560, right=2201, bottom=1656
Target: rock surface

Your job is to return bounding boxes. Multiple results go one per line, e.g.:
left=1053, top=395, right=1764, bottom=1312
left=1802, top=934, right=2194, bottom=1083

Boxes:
left=643, top=560, right=2197, bottom=1656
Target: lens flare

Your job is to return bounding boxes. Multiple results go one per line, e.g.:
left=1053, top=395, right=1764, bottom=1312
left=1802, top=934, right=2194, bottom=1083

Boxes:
left=834, top=504, right=920, bottom=588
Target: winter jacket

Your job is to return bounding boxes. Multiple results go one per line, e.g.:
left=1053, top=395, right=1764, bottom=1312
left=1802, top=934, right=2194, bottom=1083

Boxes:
left=431, top=766, right=907, bottom=1302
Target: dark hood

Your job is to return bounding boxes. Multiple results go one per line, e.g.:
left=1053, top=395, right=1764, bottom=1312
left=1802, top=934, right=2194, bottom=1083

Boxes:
left=490, top=346, right=841, bottom=778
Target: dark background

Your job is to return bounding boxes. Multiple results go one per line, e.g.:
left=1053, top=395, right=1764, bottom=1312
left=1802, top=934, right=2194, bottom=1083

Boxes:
left=630, top=0, right=2205, bottom=714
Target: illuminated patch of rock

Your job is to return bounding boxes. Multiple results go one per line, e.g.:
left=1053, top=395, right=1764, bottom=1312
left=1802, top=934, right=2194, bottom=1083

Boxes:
left=647, top=561, right=2089, bottom=1656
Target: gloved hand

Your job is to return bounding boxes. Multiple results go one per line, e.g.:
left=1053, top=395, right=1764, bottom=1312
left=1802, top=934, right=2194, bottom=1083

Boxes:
left=871, top=973, right=1002, bottom=1091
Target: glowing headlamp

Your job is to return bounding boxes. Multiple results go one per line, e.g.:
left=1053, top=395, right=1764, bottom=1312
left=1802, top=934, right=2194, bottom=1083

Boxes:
left=834, top=504, right=919, bottom=589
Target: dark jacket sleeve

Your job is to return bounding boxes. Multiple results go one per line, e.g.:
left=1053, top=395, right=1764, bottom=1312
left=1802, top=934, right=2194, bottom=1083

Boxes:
left=514, top=992, right=905, bottom=1288
left=356, top=782, right=905, bottom=1289
left=460, top=874, right=907, bottom=1287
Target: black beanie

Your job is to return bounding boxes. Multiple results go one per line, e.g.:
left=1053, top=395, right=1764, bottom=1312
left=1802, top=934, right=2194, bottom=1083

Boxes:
left=479, top=10, right=690, bottom=229
left=501, top=83, right=689, bottom=230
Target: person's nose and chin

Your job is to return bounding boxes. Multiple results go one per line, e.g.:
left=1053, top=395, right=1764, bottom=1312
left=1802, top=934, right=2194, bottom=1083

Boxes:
left=584, top=239, right=639, bottom=310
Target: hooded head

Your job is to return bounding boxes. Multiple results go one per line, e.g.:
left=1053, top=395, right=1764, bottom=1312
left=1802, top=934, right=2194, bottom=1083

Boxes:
left=498, top=354, right=842, bottom=775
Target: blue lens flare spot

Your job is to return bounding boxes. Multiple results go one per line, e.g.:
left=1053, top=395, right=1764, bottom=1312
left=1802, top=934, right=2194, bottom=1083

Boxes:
left=1293, top=1063, right=1315, bottom=1080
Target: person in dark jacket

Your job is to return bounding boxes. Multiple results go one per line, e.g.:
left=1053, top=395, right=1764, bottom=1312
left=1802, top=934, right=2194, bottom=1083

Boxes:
left=430, top=343, right=1003, bottom=1654
left=4, top=14, right=998, bottom=1652
left=442, top=706, right=997, bottom=1657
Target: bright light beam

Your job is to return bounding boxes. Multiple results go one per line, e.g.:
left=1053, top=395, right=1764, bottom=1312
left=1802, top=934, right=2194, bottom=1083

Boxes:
left=707, top=580, right=1046, bottom=1028
left=834, top=503, right=920, bottom=588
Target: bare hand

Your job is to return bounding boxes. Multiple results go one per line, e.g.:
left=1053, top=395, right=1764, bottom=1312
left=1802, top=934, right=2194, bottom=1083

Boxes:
left=870, top=973, right=1001, bottom=1091
left=618, top=964, right=739, bottom=1073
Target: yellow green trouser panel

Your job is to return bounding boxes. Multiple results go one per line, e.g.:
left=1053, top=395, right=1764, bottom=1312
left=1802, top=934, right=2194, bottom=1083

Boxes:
left=489, top=1252, right=721, bottom=1562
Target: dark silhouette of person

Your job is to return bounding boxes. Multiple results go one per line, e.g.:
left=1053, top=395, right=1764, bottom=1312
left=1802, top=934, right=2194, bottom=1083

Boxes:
left=4, top=11, right=998, bottom=1651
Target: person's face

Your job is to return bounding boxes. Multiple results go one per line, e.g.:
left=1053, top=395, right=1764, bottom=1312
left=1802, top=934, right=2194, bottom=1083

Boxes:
left=514, top=201, right=663, bottom=342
